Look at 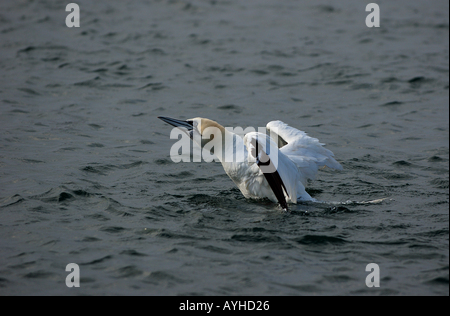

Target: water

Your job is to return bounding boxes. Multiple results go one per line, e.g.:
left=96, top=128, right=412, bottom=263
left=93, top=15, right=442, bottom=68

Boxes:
left=0, top=0, right=448, bottom=295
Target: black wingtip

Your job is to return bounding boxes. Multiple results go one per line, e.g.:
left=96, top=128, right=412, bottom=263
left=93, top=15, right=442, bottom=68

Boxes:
left=252, top=139, right=290, bottom=211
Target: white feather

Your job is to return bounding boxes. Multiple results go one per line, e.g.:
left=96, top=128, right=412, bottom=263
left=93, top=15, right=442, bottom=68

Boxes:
left=267, top=120, right=342, bottom=185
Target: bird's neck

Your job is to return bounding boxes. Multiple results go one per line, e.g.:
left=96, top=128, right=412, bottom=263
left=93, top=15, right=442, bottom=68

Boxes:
left=196, top=127, right=247, bottom=170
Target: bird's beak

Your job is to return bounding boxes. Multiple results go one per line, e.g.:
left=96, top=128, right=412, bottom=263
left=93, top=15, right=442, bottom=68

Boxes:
left=158, top=116, right=193, bottom=131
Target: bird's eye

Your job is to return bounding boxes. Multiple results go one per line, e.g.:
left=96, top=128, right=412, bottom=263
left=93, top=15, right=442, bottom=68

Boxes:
left=186, top=120, right=194, bottom=126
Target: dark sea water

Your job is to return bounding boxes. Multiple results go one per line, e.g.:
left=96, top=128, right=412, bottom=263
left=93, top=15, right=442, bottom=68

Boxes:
left=0, top=0, right=448, bottom=295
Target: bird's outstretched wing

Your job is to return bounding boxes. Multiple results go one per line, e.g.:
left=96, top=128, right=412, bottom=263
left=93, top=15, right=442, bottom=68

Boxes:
left=267, top=120, right=342, bottom=184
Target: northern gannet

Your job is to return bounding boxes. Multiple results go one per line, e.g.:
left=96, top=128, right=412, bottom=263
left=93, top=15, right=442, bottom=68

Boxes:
left=158, top=116, right=342, bottom=211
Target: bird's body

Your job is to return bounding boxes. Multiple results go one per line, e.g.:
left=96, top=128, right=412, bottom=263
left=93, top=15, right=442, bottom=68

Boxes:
left=220, top=131, right=304, bottom=204
left=158, top=116, right=342, bottom=210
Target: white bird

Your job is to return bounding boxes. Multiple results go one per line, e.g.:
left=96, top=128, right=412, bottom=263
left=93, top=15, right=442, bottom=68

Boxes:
left=158, top=116, right=342, bottom=211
